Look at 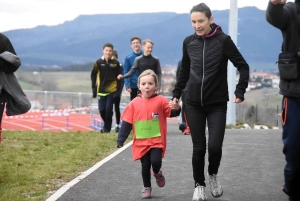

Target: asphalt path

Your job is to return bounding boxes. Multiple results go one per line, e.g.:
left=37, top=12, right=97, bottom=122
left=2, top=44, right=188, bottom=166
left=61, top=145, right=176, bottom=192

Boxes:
left=51, top=123, right=287, bottom=201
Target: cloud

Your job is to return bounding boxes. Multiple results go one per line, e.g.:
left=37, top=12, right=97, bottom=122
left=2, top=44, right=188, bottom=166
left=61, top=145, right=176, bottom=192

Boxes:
left=0, top=0, right=279, bottom=32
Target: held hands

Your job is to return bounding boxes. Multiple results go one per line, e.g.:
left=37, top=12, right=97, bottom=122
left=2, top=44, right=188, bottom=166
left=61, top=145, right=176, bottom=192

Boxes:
left=270, top=0, right=286, bottom=4
left=126, top=88, right=132, bottom=93
left=169, top=98, right=180, bottom=110
left=233, top=95, right=242, bottom=103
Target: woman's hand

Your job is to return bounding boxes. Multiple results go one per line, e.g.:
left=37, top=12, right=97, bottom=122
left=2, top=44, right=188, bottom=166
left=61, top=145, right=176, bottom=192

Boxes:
left=233, top=95, right=242, bottom=103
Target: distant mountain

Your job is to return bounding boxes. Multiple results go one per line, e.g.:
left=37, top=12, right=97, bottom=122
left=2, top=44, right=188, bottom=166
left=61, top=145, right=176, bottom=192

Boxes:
left=3, top=7, right=282, bottom=70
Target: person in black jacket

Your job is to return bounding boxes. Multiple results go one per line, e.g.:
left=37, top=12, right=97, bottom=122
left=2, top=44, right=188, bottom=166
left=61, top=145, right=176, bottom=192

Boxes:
left=266, top=1, right=300, bottom=201
left=112, top=50, right=124, bottom=132
left=0, top=33, right=30, bottom=142
left=91, top=43, right=123, bottom=133
left=170, top=3, right=249, bottom=201
left=121, top=39, right=162, bottom=94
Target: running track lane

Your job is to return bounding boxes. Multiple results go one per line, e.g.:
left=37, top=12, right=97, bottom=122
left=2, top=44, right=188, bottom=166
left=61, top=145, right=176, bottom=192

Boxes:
left=2, top=113, right=93, bottom=132
left=2, top=112, right=180, bottom=132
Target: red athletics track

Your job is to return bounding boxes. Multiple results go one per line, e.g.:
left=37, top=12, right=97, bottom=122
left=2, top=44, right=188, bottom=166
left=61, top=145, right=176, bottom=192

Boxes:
left=2, top=110, right=180, bottom=132
left=2, top=111, right=93, bottom=132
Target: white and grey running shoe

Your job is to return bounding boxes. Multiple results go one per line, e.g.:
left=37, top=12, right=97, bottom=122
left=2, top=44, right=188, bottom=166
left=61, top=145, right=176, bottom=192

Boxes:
left=192, top=184, right=207, bottom=201
left=208, top=174, right=223, bottom=198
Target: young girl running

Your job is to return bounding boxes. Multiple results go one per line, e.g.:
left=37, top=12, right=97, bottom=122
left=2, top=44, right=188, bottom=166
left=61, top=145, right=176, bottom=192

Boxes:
left=117, top=69, right=181, bottom=199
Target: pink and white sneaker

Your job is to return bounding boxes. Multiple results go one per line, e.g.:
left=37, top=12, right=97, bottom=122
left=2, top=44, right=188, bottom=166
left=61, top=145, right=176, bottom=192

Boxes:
left=141, top=187, right=152, bottom=199
left=153, top=170, right=165, bottom=187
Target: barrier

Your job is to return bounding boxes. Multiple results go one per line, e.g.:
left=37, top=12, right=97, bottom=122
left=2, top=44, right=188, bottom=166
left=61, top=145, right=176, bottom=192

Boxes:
left=89, top=103, right=126, bottom=131
left=41, top=113, right=71, bottom=130
left=91, top=117, right=104, bottom=130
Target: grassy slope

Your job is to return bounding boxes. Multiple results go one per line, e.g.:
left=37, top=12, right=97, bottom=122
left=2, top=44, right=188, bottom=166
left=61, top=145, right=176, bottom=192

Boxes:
left=0, top=130, right=132, bottom=201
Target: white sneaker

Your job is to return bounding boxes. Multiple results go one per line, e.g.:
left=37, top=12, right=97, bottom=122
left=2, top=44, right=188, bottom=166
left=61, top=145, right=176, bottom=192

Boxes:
left=208, top=174, right=223, bottom=198
left=192, top=184, right=207, bottom=201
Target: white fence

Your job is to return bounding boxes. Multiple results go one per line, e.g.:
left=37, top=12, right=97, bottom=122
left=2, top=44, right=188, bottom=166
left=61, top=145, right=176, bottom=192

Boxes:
left=24, top=90, right=132, bottom=110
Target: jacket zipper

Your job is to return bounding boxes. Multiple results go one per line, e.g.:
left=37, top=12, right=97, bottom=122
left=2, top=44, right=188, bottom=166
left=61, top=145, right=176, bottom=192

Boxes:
left=201, top=38, right=206, bottom=106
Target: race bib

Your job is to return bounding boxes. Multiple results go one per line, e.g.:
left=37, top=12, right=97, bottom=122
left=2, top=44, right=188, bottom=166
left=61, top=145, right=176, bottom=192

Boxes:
left=134, top=119, right=161, bottom=139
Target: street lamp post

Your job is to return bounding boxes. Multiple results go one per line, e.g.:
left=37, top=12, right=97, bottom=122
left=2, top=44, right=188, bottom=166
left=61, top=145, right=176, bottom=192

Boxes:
left=227, top=0, right=238, bottom=125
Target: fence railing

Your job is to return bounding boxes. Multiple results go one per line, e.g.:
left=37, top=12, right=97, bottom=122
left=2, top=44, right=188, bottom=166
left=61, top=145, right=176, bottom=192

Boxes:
left=24, top=90, right=132, bottom=110
left=23, top=90, right=281, bottom=127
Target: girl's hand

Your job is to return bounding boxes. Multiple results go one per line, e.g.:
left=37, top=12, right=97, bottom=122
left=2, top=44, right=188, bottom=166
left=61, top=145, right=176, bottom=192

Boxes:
left=169, top=98, right=180, bottom=110
left=173, top=101, right=181, bottom=110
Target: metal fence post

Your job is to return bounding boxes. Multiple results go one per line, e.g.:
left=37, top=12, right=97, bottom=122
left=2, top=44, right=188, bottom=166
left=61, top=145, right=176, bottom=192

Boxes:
left=44, top=91, right=48, bottom=110
left=78, top=92, right=82, bottom=108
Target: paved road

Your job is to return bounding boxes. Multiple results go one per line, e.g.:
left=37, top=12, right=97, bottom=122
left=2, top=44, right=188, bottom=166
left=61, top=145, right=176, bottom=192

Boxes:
left=55, top=123, right=287, bottom=201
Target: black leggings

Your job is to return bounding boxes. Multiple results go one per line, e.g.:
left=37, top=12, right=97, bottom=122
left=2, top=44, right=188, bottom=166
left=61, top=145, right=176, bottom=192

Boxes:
left=185, top=101, right=227, bottom=187
left=113, top=96, right=121, bottom=125
left=140, top=148, right=162, bottom=187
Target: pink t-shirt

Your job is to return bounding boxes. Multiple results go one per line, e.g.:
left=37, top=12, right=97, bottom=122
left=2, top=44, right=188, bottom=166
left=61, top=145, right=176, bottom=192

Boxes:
left=121, top=95, right=171, bottom=160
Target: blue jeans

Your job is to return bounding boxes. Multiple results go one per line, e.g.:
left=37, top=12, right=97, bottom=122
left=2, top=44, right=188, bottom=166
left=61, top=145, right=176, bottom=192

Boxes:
left=98, top=93, right=114, bottom=132
left=281, top=97, right=300, bottom=201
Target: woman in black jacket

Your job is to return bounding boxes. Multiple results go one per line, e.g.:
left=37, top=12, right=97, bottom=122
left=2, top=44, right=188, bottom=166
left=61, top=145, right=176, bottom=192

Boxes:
left=171, top=3, right=249, bottom=201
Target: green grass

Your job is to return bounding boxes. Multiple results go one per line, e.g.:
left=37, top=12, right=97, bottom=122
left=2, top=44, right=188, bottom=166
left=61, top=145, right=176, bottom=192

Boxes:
left=16, top=71, right=92, bottom=93
left=0, top=130, right=132, bottom=201
left=18, top=81, right=41, bottom=90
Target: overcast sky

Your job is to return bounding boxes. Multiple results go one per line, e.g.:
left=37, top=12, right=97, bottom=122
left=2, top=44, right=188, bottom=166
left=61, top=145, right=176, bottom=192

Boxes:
left=0, top=0, right=293, bottom=32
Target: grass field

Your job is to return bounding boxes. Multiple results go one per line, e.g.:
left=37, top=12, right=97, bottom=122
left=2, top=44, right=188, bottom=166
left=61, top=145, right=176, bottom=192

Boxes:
left=0, top=130, right=132, bottom=201
left=16, top=71, right=92, bottom=93
left=18, top=81, right=41, bottom=91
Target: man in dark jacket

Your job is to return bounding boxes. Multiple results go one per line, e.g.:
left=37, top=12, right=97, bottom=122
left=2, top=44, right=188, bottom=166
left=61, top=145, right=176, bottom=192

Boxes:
left=266, top=1, right=300, bottom=200
left=91, top=43, right=123, bottom=133
left=0, top=33, right=31, bottom=142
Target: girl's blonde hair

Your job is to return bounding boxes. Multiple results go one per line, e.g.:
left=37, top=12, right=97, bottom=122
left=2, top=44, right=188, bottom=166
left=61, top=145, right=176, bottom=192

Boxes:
left=137, top=69, right=158, bottom=86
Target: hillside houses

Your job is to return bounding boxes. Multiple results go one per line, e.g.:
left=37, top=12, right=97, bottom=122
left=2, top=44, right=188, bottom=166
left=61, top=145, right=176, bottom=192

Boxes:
left=161, top=67, right=280, bottom=94
left=237, top=71, right=280, bottom=91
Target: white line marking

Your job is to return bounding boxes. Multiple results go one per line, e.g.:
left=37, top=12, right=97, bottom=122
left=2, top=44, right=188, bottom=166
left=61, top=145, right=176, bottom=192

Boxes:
left=14, top=119, right=68, bottom=132
left=46, top=140, right=133, bottom=201
left=45, top=119, right=93, bottom=131
left=2, top=120, right=36, bottom=131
